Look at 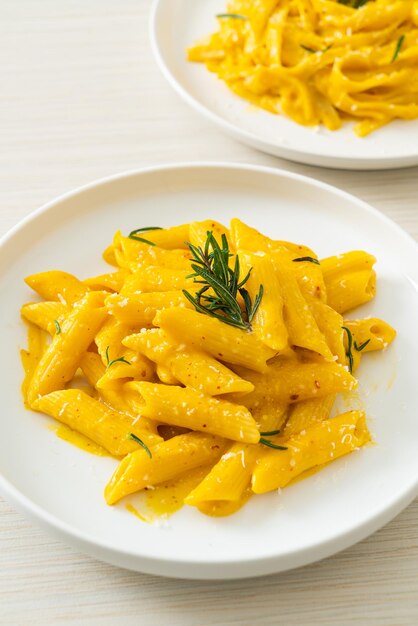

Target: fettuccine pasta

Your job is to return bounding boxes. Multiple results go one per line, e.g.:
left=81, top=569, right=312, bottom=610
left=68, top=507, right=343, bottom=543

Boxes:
left=188, top=0, right=418, bottom=136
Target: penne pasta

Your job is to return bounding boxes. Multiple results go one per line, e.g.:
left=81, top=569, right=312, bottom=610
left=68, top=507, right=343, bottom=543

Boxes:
left=32, top=389, right=161, bottom=457
left=154, top=307, right=276, bottom=373
left=21, top=301, right=70, bottom=335
left=125, top=381, right=260, bottom=443
left=105, top=432, right=226, bottom=504
left=123, top=328, right=254, bottom=396
left=239, top=251, right=288, bottom=351
left=252, top=411, right=371, bottom=494
left=25, top=270, right=89, bottom=304
left=27, top=291, right=107, bottom=406
left=106, top=291, right=192, bottom=326
left=19, top=217, right=395, bottom=520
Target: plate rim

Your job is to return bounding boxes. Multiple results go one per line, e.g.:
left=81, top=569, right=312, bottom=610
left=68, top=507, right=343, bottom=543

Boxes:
left=149, top=0, right=418, bottom=171
left=0, top=161, right=417, bottom=579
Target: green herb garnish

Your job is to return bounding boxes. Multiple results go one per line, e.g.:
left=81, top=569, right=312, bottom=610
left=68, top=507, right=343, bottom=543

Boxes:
left=259, top=438, right=288, bottom=451
left=128, top=226, right=163, bottom=246
left=354, top=338, right=371, bottom=352
left=54, top=320, right=61, bottom=335
left=300, top=45, right=317, bottom=54
left=301, top=44, right=332, bottom=54
left=105, top=345, right=131, bottom=369
left=292, top=256, right=320, bottom=265
left=391, top=35, right=405, bottom=63
left=338, top=0, right=368, bottom=7
left=216, top=13, right=247, bottom=20
left=260, top=430, right=281, bottom=436
left=182, top=231, right=263, bottom=331
left=129, top=433, right=152, bottom=459
left=342, top=326, right=354, bottom=374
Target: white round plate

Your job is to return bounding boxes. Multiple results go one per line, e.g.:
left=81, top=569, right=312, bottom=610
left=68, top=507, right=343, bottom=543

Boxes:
left=151, top=0, right=418, bottom=170
left=0, top=163, right=417, bottom=579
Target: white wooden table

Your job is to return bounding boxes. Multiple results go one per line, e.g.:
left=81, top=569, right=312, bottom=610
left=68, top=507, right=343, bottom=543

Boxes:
left=0, top=2, right=417, bottom=624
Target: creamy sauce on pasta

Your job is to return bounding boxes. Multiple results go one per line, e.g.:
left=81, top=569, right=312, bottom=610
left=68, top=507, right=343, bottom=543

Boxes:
left=51, top=424, right=109, bottom=456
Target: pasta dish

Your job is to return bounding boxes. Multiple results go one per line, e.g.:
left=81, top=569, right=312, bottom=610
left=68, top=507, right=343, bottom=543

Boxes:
left=187, top=0, right=418, bottom=136
left=20, top=219, right=395, bottom=518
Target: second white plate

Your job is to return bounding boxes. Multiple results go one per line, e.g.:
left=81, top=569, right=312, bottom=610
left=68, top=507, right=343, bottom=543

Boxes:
left=151, top=0, right=418, bottom=170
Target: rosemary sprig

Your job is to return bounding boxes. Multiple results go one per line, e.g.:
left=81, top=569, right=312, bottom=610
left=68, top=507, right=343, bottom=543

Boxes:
left=354, top=338, right=371, bottom=352
left=216, top=13, right=247, bottom=20
left=128, top=226, right=163, bottom=246
left=182, top=231, right=263, bottom=331
left=129, top=433, right=152, bottom=459
left=54, top=320, right=61, bottom=335
left=260, top=430, right=281, bottom=437
left=292, top=256, right=320, bottom=265
left=391, top=35, right=405, bottom=63
left=259, top=438, right=288, bottom=451
left=105, top=345, right=131, bottom=369
left=342, top=326, right=354, bottom=373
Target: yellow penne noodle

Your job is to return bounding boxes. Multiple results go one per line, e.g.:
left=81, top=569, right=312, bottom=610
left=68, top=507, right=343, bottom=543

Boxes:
left=106, top=291, right=192, bottom=326
left=32, top=389, right=161, bottom=457
left=94, top=317, right=135, bottom=366
left=83, top=269, right=130, bottom=292
left=269, top=256, right=332, bottom=358
left=125, top=381, right=260, bottom=443
left=344, top=318, right=396, bottom=352
left=120, top=266, right=195, bottom=294
left=321, top=251, right=376, bottom=280
left=126, top=224, right=189, bottom=249
left=188, top=220, right=232, bottom=250
left=284, top=395, right=336, bottom=438
left=21, top=323, right=48, bottom=407
left=156, top=364, right=179, bottom=385
left=96, top=349, right=155, bottom=389
left=21, top=301, right=70, bottom=335
left=308, top=299, right=346, bottom=364
left=105, top=432, right=226, bottom=504
left=154, top=307, right=276, bottom=373
left=252, top=411, right=371, bottom=494
left=325, top=269, right=377, bottom=314
left=239, top=251, right=288, bottom=351
left=185, top=443, right=259, bottom=505
left=102, top=244, right=118, bottom=267
left=123, top=328, right=254, bottom=396
left=112, top=231, right=191, bottom=270
left=27, top=292, right=107, bottom=406
left=25, top=270, right=89, bottom=304
left=233, top=358, right=356, bottom=407
left=196, top=488, right=253, bottom=517
left=79, top=352, right=159, bottom=434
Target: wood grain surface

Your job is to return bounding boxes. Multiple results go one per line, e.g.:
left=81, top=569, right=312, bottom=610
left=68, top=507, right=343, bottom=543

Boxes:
left=0, top=2, right=417, bottom=625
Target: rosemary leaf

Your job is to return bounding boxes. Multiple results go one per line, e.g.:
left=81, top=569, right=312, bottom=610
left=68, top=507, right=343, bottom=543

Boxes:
left=105, top=345, right=131, bottom=369
left=354, top=338, right=371, bottom=352
left=391, top=35, right=405, bottom=63
left=342, top=326, right=354, bottom=374
left=54, top=319, right=61, bottom=335
left=129, top=433, right=152, bottom=459
left=260, top=430, right=281, bottom=436
left=128, top=226, right=163, bottom=246
left=259, top=438, right=288, bottom=451
left=292, top=256, right=320, bottom=265
left=216, top=13, right=247, bottom=20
